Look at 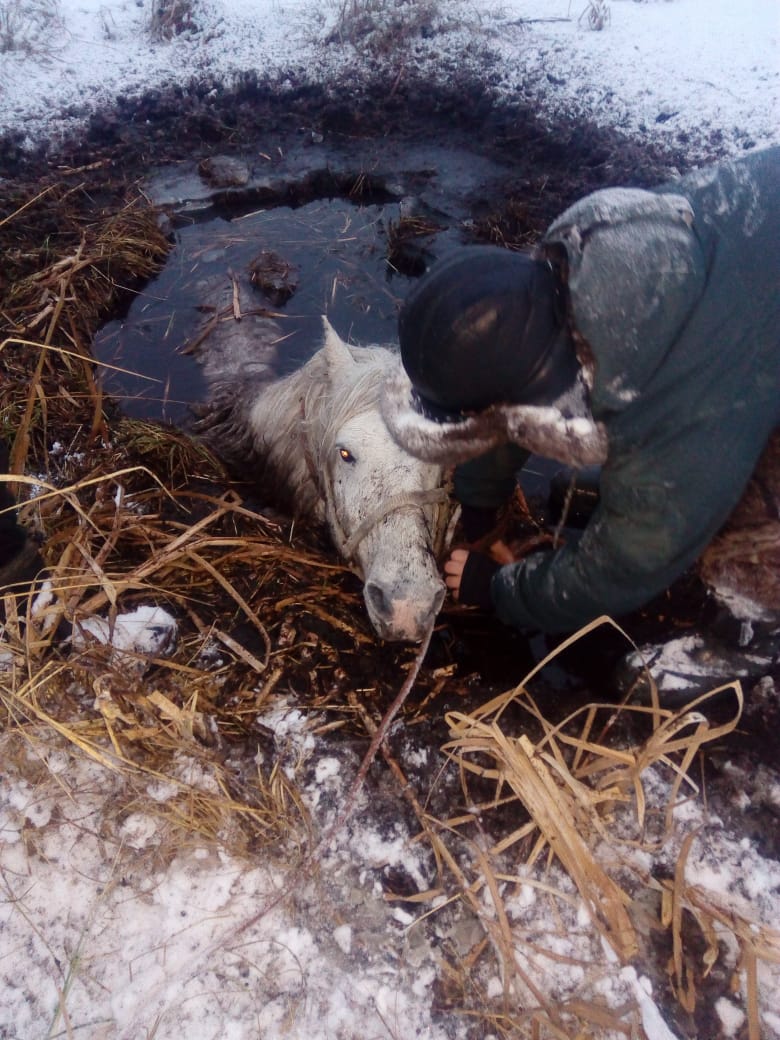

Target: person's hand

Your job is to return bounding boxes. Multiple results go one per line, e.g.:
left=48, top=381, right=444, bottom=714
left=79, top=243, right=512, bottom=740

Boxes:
left=445, top=540, right=516, bottom=598
left=443, top=548, right=470, bottom=599
left=444, top=535, right=521, bottom=609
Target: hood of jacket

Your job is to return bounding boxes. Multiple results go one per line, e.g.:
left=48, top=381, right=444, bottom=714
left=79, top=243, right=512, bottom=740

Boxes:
left=381, top=364, right=608, bottom=468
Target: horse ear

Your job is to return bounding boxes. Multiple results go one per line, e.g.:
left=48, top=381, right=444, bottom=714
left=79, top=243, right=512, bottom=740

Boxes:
left=321, top=316, right=357, bottom=379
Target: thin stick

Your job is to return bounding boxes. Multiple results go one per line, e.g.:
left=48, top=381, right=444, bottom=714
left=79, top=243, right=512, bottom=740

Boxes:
left=319, top=618, right=436, bottom=847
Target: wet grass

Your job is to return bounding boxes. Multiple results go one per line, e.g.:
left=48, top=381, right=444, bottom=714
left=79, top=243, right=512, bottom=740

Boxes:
left=1, top=160, right=777, bottom=1040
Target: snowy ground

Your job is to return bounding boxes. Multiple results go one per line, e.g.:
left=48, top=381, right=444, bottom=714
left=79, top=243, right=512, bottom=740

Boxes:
left=0, top=0, right=777, bottom=161
left=3, top=683, right=780, bottom=1040
left=1, top=2, right=779, bottom=1039
left=1, top=737, right=456, bottom=1040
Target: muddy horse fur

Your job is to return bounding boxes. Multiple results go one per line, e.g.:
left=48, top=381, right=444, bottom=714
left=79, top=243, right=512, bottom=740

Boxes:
left=196, top=316, right=451, bottom=642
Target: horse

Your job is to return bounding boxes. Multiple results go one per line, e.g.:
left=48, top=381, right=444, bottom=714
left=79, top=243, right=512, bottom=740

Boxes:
left=195, top=314, right=451, bottom=642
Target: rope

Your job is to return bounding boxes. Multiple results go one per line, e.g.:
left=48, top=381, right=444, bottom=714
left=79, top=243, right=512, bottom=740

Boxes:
left=337, top=487, right=450, bottom=563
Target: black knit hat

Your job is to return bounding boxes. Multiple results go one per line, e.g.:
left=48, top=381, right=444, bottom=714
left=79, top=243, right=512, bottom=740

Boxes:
left=398, top=246, right=578, bottom=420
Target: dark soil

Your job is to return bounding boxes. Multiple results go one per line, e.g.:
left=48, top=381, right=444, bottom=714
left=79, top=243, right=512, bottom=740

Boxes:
left=1, top=66, right=777, bottom=1040
left=0, top=67, right=700, bottom=189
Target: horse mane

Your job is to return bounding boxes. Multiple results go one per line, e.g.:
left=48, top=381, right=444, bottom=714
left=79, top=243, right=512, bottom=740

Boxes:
left=196, top=334, right=398, bottom=522
left=249, top=344, right=397, bottom=520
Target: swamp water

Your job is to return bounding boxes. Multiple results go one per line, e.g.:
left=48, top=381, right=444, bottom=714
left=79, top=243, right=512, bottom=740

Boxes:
left=94, top=197, right=416, bottom=423
left=92, top=142, right=493, bottom=423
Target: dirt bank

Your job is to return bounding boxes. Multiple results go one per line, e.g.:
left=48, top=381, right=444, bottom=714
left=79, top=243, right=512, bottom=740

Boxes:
left=2, top=68, right=778, bottom=1040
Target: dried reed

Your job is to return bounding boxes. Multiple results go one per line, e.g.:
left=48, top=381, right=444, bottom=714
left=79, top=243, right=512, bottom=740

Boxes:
left=422, top=618, right=777, bottom=1038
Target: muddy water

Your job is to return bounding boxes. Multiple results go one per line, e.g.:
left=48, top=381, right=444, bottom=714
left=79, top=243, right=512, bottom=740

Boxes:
left=94, top=197, right=408, bottom=422
left=93, top=139, right=507, bottom=423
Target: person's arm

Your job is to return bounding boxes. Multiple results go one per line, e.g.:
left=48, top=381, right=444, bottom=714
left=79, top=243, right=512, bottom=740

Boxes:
left=453, top=444, right=530, bottom=510
left=453, top=443, right=530, bottom=542
left=487, top=430, right=756, bottom=633
left=489, top=491, right=680, bottom=633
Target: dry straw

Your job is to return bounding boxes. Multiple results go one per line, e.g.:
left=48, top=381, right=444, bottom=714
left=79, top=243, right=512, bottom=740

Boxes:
left=425, top=618, right=777, bottom=1039
left=3, top=171, right=777, bottom=1040
left=328, top=0, right=456, bottom=52
left=0, top=456, right=350, bottom=855
left=148, top=0, right=198, bottom=40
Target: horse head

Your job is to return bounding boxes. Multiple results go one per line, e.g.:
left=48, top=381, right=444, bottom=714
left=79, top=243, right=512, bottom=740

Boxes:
left=305, top=320, right=448, bottom=642
left=199, top=311, right=449, bottom=643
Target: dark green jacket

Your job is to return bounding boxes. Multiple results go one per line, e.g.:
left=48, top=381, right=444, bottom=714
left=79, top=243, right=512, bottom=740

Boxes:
left=466, top=146, right=780, bottom=633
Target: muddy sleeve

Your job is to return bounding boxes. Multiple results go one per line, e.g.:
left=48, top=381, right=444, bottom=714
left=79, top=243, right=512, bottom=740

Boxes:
left=487, top=433, right=753, bottom=633
left=488, top=489, right=679, bottom=633
left=453, top=443, right=530, bottom=510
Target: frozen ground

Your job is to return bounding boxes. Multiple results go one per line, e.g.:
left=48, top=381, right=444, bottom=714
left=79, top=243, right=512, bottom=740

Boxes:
left=0, top=0, right=777, bottom=161
left=3, top=684, right=780, bottom=1040
left=1, top=2, right=779, bottom=1038
left=1, top=739, right=456, bottom=1040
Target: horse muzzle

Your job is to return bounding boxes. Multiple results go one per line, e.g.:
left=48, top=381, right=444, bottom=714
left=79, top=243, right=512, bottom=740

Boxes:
left=364, top=576, right=446, bottom=643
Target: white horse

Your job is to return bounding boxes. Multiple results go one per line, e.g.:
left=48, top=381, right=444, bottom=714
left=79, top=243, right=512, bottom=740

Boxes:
left=196, top=316, right=450, bottom=642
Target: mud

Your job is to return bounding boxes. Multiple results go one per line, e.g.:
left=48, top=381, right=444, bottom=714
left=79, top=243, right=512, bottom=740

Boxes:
left=2, top=67, right=777, bottom=1040
left=2, top=60, right=775, bottom=752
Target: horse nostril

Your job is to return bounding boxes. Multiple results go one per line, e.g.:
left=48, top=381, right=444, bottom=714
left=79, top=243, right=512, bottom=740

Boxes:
left=365, top=580, right=446, bottom=640
left=365, top=581, right=391, bottom=622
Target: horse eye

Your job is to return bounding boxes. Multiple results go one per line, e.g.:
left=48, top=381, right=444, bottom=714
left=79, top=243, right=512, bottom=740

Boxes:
left=338, top=446, right=356, bottom=464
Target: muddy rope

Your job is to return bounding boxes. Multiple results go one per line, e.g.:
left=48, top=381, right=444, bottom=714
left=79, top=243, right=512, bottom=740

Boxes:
left=320, top=613, right=436, bottom=840
left=333, top=487, right=451, bottom=564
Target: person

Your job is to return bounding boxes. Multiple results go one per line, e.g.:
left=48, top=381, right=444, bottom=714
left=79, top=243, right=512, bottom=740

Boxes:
left=381, top=146, right=780, bottom=636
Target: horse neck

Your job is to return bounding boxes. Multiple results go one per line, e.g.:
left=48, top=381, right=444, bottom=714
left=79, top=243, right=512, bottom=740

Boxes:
left=250, top=347, right=390, bottom=519
left=247, top=364, right=321, bottom=519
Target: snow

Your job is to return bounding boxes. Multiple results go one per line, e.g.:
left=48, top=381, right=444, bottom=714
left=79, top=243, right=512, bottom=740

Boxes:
left=71, top=604, right=178, bottom=671
left=487, top=0, right=778, bottom=158
left=1, top=743, right=454, bottom=1040
left=620, top=967, right=682, bottom=1040
left=1, top=2, right=779, bottom=1039
left=715, top=997, right=747, bottom=1038
left=627, top=632, right=775, bottom=692
left=0, top=0, right=777, bottom=160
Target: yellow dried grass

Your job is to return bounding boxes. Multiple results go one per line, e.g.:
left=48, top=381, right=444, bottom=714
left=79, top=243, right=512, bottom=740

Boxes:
left=0, top=449, right=361, bottom=862
left=423, top=616, right=779, bottom=1038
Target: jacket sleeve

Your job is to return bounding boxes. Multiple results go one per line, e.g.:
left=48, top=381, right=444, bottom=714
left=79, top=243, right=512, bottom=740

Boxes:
left=489, top=424, right=757, bottom=633
left=453, top=443, right=531, bottom=510
left=488, top=482, right=677, bottom=632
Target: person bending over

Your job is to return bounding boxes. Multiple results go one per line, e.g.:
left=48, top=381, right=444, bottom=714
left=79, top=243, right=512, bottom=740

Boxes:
left=382, top=146, right=780, bottom=634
